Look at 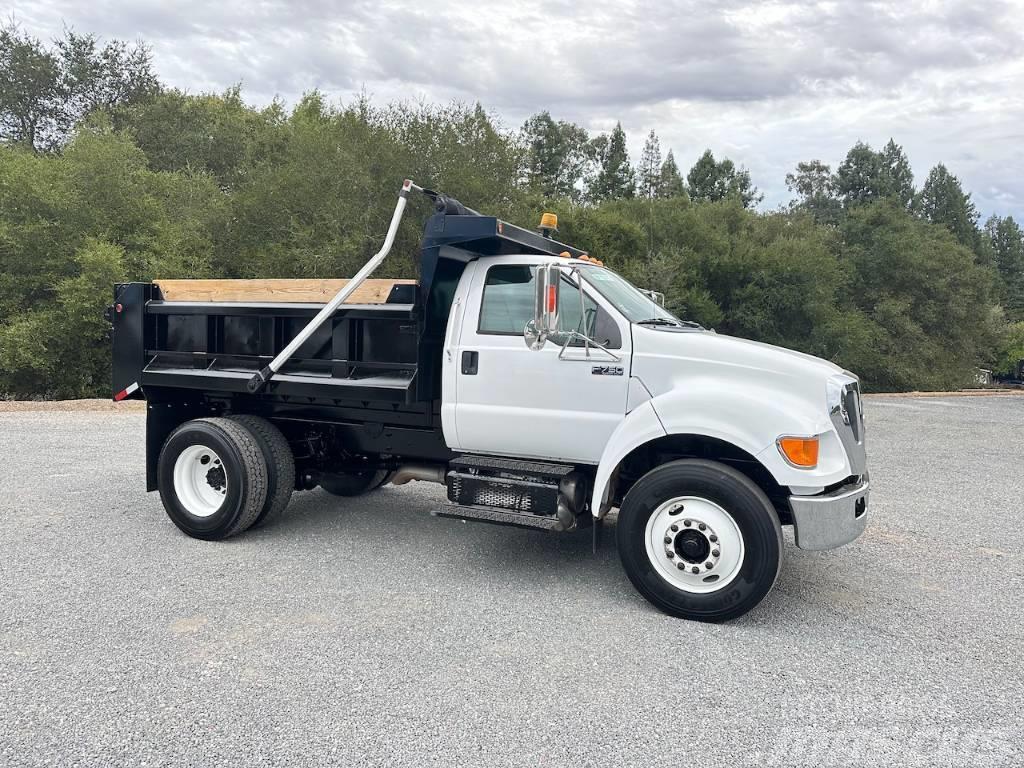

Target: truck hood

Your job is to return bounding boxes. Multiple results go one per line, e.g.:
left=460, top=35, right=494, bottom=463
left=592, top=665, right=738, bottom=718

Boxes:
left=630, top=326, right=845, bottom=403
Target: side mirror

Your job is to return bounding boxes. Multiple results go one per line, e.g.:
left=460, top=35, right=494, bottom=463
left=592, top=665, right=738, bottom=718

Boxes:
left=524, top=263, right=561, bottom=350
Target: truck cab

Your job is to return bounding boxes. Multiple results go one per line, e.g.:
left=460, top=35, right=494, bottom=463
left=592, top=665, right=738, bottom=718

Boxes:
left=110, top=181, right=869, bottom=622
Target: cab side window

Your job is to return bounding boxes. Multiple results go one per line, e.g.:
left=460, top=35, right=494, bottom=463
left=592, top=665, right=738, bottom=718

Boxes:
left=478, top=264, right=621, bottom=349
left=478, top=265, right=534, bottom=334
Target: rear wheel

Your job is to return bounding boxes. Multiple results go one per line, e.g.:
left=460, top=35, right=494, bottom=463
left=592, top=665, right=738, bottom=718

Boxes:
left=319, top=468, right=389, bottom=497
left=228, top=415, right=295, bottom=527
left=616, top=459, right=783, bottom=622
left=157, top=417, right=268, bottom=540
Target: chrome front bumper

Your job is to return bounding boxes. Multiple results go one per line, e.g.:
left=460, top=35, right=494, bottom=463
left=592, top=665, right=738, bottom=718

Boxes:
left=789, top=476, right=869, bottom=551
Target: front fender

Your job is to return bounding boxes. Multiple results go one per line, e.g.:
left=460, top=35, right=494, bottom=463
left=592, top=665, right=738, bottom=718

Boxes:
left=590, top=380, right=853, bottom=516
left=590, top=400, right=666, bottom=517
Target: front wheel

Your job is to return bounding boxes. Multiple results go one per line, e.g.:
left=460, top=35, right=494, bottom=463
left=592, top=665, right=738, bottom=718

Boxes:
left=616, top=459, right=783, bottom=622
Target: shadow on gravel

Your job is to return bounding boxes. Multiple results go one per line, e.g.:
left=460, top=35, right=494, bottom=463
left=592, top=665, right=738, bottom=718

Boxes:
left=237, top=484, right=853, bottom=625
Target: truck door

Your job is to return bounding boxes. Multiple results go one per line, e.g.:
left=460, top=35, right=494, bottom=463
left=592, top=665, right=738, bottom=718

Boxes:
left=447, top=258, right=631, bottom=464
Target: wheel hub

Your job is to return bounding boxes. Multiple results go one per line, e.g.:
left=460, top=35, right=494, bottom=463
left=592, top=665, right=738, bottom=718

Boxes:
left=674, top=529, right=710, bottom=563
left=206, top=465, right=226, bottom=492
left=665, top=517, right=721, bottom=573
left=173, top=445, right=228, bottom=518
left=645, top=496, right=744, bottom=593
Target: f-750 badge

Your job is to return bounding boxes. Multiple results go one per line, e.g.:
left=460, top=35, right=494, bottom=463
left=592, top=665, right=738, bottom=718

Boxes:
left=592, top=366, right=624, bottom=376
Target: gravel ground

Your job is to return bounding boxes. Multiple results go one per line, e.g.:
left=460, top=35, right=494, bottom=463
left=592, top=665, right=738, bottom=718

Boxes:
left=1, top=397, right=1022, bottom=767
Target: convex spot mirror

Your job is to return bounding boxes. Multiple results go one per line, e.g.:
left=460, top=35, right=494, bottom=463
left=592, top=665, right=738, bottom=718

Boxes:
left=524, top=262, right=561, bottom=350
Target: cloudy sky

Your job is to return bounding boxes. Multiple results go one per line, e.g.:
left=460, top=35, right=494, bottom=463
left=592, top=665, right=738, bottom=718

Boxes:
left=10, top=0, right=1024, bottom=217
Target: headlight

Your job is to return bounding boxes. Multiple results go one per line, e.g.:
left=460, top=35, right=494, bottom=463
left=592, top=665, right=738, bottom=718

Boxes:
left=827, top=373, right=858, bottom=425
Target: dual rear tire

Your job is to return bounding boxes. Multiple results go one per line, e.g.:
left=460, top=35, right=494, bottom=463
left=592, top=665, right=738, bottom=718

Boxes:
left=157, top=416, right=294, bottom=540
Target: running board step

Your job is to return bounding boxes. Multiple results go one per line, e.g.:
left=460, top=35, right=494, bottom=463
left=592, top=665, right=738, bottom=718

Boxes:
left=431, top=504, right=567, bottom=531
left=448, top=455, right=574, bottom=480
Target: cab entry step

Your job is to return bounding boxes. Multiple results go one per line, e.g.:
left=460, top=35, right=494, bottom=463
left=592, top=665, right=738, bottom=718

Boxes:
left=431, top=504, right=565, bottom=531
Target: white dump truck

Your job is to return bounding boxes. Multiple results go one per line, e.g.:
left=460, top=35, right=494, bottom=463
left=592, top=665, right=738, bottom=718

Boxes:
left=109, top=180, right=868, bottom=622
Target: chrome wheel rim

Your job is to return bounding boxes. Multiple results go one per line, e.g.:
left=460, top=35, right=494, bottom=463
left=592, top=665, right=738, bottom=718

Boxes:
left=172, top=445, right=227, bottom=518
left=644, top=496, right=744, bottom=593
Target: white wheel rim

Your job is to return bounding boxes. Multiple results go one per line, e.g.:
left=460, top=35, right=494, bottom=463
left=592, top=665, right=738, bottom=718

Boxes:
left=644, top=496, right=745, bottom=593
left=172, top=445, right=228, bottom=518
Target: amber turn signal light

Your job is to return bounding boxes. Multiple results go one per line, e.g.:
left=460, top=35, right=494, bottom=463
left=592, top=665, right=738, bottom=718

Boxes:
left=540, top=212, right=558, bottom=230
left=777, top=436, right=819, bottom=468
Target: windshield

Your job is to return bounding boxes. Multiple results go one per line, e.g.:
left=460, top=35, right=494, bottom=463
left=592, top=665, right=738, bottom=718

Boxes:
left=577, top=265, right=692, bottom=326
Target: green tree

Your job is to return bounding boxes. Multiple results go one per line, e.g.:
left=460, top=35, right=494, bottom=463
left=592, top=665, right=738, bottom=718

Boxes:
left=0, top=24, right=61, bottom=149
left=835, top=139, right=914, bottom=210
left=835, top=141, right=883, bottom=206
left=638, top=129, right=662, bottom=199
left=686, top=149, right=761, bottom=208
left=113, top=86, right=284, bottom=189
left=840, top=201, right=996, bottom=390
left=589, top=122, right=635, bottom=201
left=918, top=164, right=981, bottom=252
left=520, top=111, right=592, bottom=201
left=878, top=139, right=915, bottom=209
left=0, top=23, right=157, bottom=151
left=985, top=215, right=1024, bottom=320
left=786, top=159, right=840, bottom=223
left=658, top=150, right=685, bottom=199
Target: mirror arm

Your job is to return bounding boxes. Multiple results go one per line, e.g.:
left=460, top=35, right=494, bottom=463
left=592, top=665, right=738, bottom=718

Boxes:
left=557, top=331, right=621, bottom=362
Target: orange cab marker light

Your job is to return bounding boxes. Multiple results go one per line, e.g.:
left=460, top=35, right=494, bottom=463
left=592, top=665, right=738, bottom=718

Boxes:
left=777, top=436, right=819, bottom=468
left=559, top=250, right=571, bottom=259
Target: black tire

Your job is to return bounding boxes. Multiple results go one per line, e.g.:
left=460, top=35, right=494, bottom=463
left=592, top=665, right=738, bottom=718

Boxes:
left=228, top=415, right=295, bottom=527
left=319, top=469, right=389, bottom=497
left=157, top=417, right=268, bottom=540
left=616, top=459, right=783, bottom=622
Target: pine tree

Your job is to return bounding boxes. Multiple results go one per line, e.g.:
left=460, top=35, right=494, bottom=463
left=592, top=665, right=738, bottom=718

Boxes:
left=879, top=139, right=915, bottom=209
left=919, top=164, right=980, bottom=250
left=836, top=142, right=883, bottom=206
left=638, top=129, right=662, bottom=199
left=589, top=122, right=635, bottom=201
left=986, top=215, right=1024, bottom=320
left=686, top=149, right=719, bottom=202
left=658, top=150, right=685, bottom=198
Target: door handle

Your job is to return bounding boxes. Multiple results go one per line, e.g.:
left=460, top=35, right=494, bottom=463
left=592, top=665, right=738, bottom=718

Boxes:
left=461, top=350, right=479, bottom=375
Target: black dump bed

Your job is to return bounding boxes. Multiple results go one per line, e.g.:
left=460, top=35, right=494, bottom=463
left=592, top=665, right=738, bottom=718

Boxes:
left=110, top=203, right=586, bottom=407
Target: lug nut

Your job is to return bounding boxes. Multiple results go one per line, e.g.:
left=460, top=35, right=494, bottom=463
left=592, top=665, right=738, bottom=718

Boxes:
left=684, top=519, right=692, bottom=527
left=670, top=524, right=678, bottom=532
left=666, top=551, right=675, bottom=558
left=705, top=561, right=714, bottom=569
left=698, top=523, right=706, bottom=531
left=691, top=566, right=700, bottom=574
left=677, top=562, right=686, bottom=570
left=709, top=534, right=718, bottom=543
left=712, top=549, right=720, bottom=557
left=664, top=536, right=672, bottom=544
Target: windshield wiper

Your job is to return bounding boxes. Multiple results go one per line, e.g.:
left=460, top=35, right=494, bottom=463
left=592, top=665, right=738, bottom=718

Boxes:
left=636, top=317, right=705, bottom=329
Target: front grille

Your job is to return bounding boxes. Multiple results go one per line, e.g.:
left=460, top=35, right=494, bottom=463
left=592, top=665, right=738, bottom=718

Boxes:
left=831, top=379, right=867, bottom=476
left=844, top=383, right=863, bottom=441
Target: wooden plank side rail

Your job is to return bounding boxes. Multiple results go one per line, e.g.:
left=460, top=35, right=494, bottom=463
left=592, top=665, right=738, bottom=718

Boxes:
left=153, top=279, right=417, bottom=304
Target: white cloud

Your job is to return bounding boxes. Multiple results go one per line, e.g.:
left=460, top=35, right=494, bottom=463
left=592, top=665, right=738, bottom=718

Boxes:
left=10, top=0, right=1024, bottom=217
